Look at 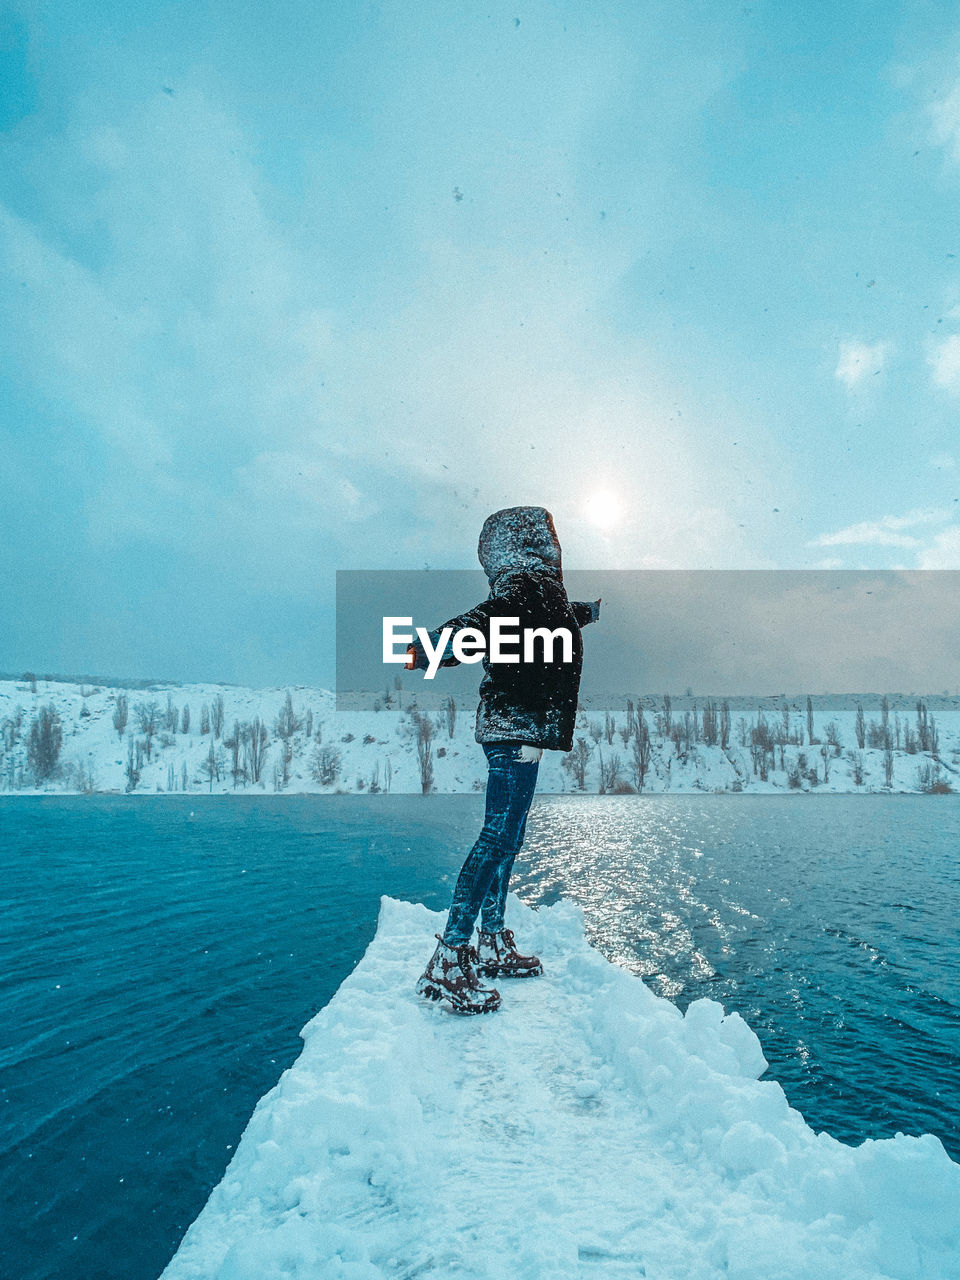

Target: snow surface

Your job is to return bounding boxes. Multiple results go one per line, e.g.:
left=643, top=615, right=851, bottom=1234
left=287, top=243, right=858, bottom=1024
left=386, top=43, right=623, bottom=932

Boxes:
left=3, top=679, right=959, bottom=795
left=160, top=895, right=960, bottom=1280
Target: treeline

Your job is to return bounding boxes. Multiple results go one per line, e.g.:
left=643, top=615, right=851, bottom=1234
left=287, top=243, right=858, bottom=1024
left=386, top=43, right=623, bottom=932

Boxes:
left=557, top=694, right=951, bottom=794
left=3, top=671, right=191, bottom=691
left=0, top=688, right=952, bottom=794
left=0, top=688, right=371, bottom=794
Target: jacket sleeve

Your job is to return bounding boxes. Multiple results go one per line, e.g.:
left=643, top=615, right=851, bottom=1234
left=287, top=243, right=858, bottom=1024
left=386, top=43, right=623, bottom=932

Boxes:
left=571, top=599, right=601, bottom=627
left=407, top=597, right=502, bottom=670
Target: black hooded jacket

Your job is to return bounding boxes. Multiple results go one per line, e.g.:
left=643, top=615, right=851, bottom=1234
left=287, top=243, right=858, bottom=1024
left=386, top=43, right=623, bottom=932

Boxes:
left=408, top=507, right=599, bottom=751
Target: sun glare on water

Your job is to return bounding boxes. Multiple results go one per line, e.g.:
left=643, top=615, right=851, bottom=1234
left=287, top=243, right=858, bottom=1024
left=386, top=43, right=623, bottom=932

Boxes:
left=584, top=490, right=622, bottom=529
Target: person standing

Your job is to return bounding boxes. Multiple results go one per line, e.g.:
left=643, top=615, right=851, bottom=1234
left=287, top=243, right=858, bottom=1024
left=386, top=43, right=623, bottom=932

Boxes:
left=405, top=506, right=600, bottom=1014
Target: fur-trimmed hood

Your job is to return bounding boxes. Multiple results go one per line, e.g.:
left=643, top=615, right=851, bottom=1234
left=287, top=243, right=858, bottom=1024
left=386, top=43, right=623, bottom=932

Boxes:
left=477, top=506, right=562, bottom=587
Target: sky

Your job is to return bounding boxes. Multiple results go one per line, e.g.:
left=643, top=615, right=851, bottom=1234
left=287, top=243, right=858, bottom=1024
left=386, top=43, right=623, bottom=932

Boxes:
left=3, top=0, right=960, bottom=686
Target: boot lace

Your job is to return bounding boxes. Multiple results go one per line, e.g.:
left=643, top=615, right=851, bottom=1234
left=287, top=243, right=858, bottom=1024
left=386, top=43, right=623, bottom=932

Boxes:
left=457, top=943, right=483, bottom=987
left=433, top=935, right=485, bottom=989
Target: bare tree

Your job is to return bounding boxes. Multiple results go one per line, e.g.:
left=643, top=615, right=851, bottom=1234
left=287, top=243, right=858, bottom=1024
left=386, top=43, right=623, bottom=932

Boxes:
left=136, top=699, right=160, bottom=735
left=225, top=720, right=245, bottom=788
left=212, top=693, right=225, bottom=739
left=855, top=704, right=865, bottom=750
left=27, top=704, right=62, bottom=782
left=202, top=739, right=220, bottom=791
left=2, top=706, right=23, bottom=752
left=74, top=760, right=98, bottom=794
left=916, top=699, right=938, bottom=754
left=113, top=693, right=129, bottom=740
left=310, top=744, right=341, bottom=786
left=916, top=761, right=951, bottom=793
left=702, top=700, right=718, bottom=747
left=135, top=700, right=160, bottom=761
left=750, top=710, right=774, bottom=780
left=599, top=749, right=622, bottom=793
left=243, top=718, right=269, bottom=784
left=165, top=694, right=178, bottom=733
left=125, top=735, right=143, bottom=792
left=623, top=700, right=635, bottom=744
left=445, top=695, right=457, bottom=739
left=417, top=715, right=434, bottom=794
left=275, top=691, right=301, bottom=741
left=720, top=700, right=731, bottom=750
left=200, top=703, right=210, bottom=735
left=562, top=736, right=591, bottom=790
left=773, top=719, right=788, bottom=771
left=274, top=739, right=293, bottom=790
left=181, top=704, right=191, bottom=734
left=807, top=695, right=815, bottom=745
left=632, top=711, right=652, bottom=791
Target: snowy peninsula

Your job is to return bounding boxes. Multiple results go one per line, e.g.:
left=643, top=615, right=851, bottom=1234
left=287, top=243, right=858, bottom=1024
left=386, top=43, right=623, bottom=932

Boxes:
left=160, top=895, right=960, bottom=1280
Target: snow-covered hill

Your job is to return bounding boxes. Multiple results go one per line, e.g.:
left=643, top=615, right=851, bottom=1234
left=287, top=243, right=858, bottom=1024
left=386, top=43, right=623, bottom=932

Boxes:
left=160, top=895, right=960, bottom=1280
left=1, top=678, right=958, bottom=795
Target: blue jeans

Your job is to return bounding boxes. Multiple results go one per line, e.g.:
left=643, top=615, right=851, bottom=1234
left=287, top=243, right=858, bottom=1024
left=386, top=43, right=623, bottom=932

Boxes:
left=442, top=742, right=541, bottom=946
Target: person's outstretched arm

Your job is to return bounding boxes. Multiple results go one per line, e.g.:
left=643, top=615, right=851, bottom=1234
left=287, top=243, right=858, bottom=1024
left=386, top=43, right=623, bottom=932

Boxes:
left=404, top=596, right=503, bottom=671
left=571, top=598, right=602, bottom=627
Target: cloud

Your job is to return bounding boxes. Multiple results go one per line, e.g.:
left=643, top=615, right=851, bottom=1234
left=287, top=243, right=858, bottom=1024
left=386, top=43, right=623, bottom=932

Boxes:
left=916, top=524, right=960, bottom=567
left=810, top=508, right=952, bottom=549
left=0, top=14, right=786, bottom=680
left=927, top=333, right=960, bottom=392
left=834, top=339, right=890, bottom=389
left=929, top=78, right=960, bottom=164
left=2, top=71, right=777, bottom=590
left=931, top=451, right=956, bottom=469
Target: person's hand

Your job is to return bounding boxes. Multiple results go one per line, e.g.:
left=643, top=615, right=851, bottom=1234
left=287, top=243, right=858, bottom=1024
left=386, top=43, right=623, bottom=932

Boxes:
left=404, top=645, right=417, bottom=670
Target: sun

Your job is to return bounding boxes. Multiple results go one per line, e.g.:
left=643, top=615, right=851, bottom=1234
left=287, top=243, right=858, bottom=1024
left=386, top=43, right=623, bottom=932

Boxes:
left=584, top=490, right=622, bottom=529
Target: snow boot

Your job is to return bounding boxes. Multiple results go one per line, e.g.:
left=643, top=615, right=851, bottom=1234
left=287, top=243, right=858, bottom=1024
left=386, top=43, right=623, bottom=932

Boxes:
left=416, top=934, right=502, bottom=1014
left=476, top=927, right=543, bottom=979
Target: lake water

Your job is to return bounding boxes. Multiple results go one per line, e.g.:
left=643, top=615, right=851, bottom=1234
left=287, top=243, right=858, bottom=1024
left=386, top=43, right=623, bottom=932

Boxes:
left=2, top=795, right=958, bottom=1280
